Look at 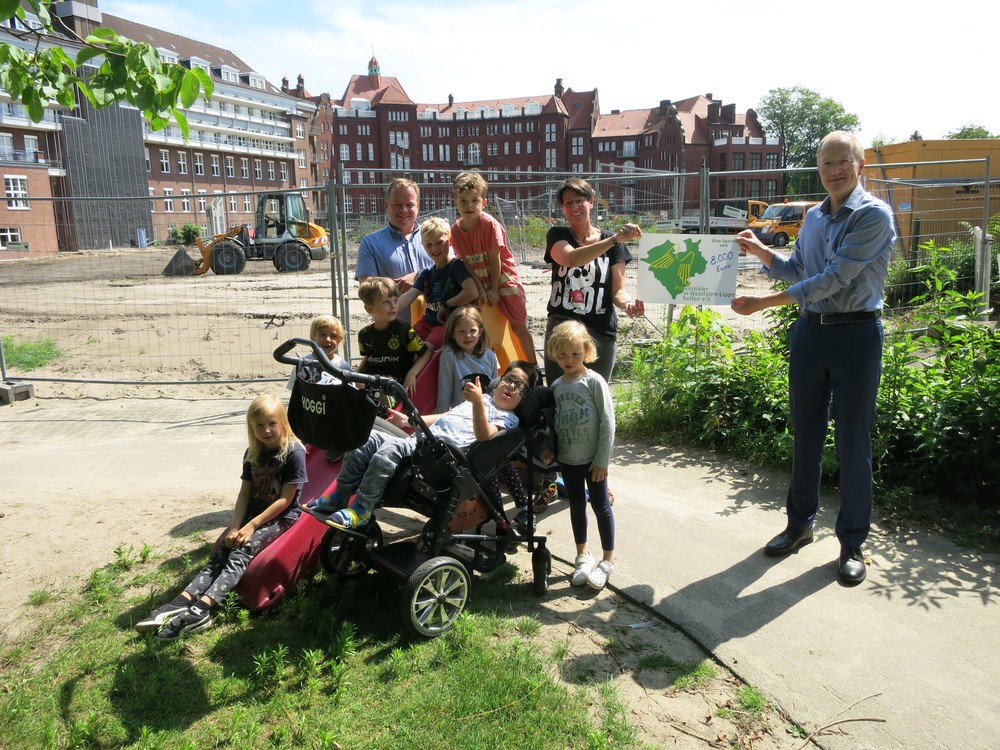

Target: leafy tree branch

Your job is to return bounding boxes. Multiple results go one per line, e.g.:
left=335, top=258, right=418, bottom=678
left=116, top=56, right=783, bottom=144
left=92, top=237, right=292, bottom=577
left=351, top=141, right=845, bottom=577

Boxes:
left=0, top=0, right=212, bottom=139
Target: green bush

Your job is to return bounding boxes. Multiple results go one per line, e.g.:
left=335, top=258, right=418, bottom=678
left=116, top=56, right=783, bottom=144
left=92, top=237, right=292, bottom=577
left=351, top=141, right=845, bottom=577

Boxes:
left=168, top=222, right=202, bottom=245
left=620, top=292, right=1000, bottom=528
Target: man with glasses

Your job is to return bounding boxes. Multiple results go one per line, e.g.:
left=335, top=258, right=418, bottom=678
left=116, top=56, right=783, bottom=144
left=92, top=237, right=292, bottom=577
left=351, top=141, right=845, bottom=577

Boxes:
left=731, top=131, right=896, bottom=586
left=356, top=177, right=433, bottom=321
left=307, top=364, right=534, bottom=530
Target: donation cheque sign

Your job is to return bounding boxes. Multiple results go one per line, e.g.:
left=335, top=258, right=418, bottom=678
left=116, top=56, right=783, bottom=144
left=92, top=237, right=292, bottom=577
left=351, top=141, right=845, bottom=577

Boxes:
left=636, top=234, right=739, bottom=306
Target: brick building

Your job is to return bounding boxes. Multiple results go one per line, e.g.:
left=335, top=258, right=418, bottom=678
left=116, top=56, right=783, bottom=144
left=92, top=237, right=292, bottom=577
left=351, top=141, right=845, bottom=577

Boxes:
left=288, top=58, right=781, bottom=223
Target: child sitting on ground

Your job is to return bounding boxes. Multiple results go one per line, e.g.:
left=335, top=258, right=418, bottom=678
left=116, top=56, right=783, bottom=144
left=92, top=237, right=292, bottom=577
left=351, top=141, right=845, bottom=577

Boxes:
left=135, top=393, right=307, bottom=638
left=307, top=362, right=534, bottom=529
left=397, top=217, right=479, bottom=353
left=357, top=277, right=433, bottom=402
left=450, top=171, right=537, bottom=365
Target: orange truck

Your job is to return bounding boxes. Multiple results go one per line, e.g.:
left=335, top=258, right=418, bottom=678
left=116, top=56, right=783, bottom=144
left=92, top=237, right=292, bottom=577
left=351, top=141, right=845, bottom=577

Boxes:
left=749, top=200, right=820, bottom=247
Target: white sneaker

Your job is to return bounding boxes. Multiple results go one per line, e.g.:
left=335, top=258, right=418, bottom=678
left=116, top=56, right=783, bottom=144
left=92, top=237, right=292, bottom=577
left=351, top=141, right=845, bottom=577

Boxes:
left=587, top=560, right=614, bottom=590
left=571, top=553, right=595, bottom=586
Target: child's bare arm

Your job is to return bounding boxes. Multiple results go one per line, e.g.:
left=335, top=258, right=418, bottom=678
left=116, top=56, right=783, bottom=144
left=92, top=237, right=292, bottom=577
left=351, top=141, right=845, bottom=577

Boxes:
left=231, top=482, right=300, bottom=547
left=403, top=346, right=434, bottom=395
left=224, top=481, right=253, bottom=548
left=397, top=286, right=421, bottom=311
left=485, top=245, right=502, bottom=305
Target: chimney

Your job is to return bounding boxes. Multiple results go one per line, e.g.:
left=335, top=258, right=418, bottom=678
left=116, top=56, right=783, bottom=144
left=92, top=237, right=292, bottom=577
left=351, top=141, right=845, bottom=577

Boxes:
left=448, top=93, right=454, bottom=107
left=296, top=74, right=304, bottom=96
left=281, top=77, right=289, bottom=93
left=554, top=78, right=564, bottom=97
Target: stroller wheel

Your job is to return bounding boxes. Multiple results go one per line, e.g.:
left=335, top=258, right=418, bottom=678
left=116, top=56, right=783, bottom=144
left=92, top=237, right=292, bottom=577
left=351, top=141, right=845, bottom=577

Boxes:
left=401, top=556, right=471, bottom=638
left=319, top=522, right=383, bottom=578
left=531, top=546, right=551, bottom=595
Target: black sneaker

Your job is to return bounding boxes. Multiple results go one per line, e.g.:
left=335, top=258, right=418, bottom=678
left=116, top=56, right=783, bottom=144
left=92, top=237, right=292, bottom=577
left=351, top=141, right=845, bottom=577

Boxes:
left=135, top=601, right=190, bottom=633
left=156, top=605, right=212, bottom=640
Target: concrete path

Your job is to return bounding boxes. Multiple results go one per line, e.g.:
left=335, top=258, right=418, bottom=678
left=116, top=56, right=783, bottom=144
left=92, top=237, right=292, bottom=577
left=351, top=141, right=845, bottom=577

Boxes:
left=1, top=394, right=997, bottom=749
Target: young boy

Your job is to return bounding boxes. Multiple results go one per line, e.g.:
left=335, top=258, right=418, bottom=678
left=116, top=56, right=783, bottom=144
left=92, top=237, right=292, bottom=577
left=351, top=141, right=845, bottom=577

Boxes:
left=357, top=277, right=432, bottom=398
left=286, top=314, right=349, bottom=390
left=308, top=364, right=533, bottom=529
left=450, top=171, right=537, bottom=364
left=287, top=314, right=351, bottom=463
left=397, top=217, right=479, bottom=351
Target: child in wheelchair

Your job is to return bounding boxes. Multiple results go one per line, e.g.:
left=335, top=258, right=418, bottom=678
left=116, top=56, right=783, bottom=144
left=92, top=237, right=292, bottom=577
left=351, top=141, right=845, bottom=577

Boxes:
left=307, top=361, right=537, bottom=529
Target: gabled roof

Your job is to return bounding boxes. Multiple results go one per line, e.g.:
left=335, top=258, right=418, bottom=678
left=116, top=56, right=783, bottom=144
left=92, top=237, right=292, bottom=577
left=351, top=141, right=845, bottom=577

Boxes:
left=560, top=88, right=598, bottom=131
left=338, top=74, right=414, bottom=107
left=594, top=108, right=656, bottom=138
left=424, top=93, right=561, bottom=119
left=102, top=14, right=271, bottom=88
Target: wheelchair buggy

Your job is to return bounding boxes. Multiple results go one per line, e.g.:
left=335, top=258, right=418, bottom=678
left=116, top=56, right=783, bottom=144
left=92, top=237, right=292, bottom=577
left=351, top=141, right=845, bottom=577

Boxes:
left=276, top=338, right=554, bottom=638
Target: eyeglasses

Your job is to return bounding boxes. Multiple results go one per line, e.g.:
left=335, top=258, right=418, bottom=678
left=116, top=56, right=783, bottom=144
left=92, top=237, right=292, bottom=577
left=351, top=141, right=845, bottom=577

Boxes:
left=498, top=374, right=529, bottom=395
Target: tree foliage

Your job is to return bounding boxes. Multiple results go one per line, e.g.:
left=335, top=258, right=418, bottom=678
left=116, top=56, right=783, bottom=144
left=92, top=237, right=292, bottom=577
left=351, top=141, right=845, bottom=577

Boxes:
left=946, top=125, right=995, bottom=139
left=0, top=0, right=212, bottom=139
left=755, top=86, right=859, bottom=196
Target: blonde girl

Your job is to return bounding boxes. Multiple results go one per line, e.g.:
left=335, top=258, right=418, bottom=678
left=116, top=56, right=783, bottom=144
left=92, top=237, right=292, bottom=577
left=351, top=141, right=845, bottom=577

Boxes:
left=547, top=320, right=617, bottom=591
left=436, top=305, right=499, bottom=412
left=135, top=393, right=307, bottom=639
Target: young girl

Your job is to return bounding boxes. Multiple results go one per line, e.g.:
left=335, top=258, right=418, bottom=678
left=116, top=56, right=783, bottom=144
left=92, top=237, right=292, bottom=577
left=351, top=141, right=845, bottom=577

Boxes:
left=436, top=305, right=499, bottom=413
left=546, top=320, right=617, bottom=590
left=135, top=393, right=307, bottom=639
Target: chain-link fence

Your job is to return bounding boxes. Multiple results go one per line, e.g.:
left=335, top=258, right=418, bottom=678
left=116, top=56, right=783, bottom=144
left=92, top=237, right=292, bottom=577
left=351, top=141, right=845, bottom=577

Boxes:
left=2, top=162, right=996, bottom=393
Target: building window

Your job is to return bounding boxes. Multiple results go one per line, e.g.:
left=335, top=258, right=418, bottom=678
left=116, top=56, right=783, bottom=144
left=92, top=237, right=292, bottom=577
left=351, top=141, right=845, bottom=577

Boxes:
left=211, top=154, right=220, bottom=177
left=254, top=159, right=262, bottom=179
left=748, top=179, right=761, bottom=198
left=545, top=123, right=556, bottom=143
left=749, top=153, right=761, bottom=171
left=571, top=136, right=583, bottom=156
left=267, top=160, right=275, bottom=180
left=240, top=158, right=249, bottom=178
left=730, top=180, right=744, bottom=198
left=732, top=153, right=745, bottom=171
left=229, top=194, right=237, bottom=212
left=177, top=152, right=188, bottom=175
left=198, top=190, right=207, bottom=212
left=4, top=176, right=29, bottom=209
left=194, top=153, right=204, bottom=176
left=766, top=153, right=779, bottom=170
left=297, top=150, right=306, bottom=168
left=339, top=143, right=350, bottom=161
left=0, top=226, right=23, bottom=248
left=295, top=123, right=304, bottom=139
left=181, top=189, right=191, bottom=212
left=545, top=148, right=557, bottom=169
left=244, top=194, right=252, bottom=212
left=356, top=143, right=363, bottom=160
left=765, top=179, right=778, bottom=201
left=144, top=148, right=150, bottom=172
left=159, top=149, right=170, bottom=173
left=280, top=163, right=288, bottom=181
left=225, top=156, right=235, bottom=178
left=163, top=188, right=174, bottom=212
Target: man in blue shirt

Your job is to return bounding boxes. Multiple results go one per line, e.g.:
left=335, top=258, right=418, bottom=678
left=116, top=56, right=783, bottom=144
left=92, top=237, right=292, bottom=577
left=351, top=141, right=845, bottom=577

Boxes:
left=356, top=178, right=433, bottom=321
left=732, top=130, right=896, bottom=586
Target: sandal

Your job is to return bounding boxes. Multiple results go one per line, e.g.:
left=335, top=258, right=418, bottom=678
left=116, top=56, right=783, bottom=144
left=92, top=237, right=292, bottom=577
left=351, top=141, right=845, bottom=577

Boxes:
left=533, top=480, right=558, bottom=513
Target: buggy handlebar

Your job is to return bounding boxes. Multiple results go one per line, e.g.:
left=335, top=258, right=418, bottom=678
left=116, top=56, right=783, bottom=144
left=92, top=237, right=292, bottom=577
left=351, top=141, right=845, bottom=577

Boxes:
left=273, top=338, right=424, bottom=429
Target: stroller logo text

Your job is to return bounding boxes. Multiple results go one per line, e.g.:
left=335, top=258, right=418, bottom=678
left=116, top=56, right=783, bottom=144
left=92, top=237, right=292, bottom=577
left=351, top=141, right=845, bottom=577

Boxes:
left=300, top=394, right=326, bottom=416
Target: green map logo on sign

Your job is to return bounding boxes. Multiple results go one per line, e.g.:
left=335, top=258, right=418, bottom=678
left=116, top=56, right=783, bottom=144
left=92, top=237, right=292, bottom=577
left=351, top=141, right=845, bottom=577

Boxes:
left=637, top=234, right=740, bottom=306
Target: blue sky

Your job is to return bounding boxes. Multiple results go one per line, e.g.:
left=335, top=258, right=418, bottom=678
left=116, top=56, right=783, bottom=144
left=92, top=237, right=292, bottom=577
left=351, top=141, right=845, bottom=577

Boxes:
left=102, top=0, right=995, bottom=147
